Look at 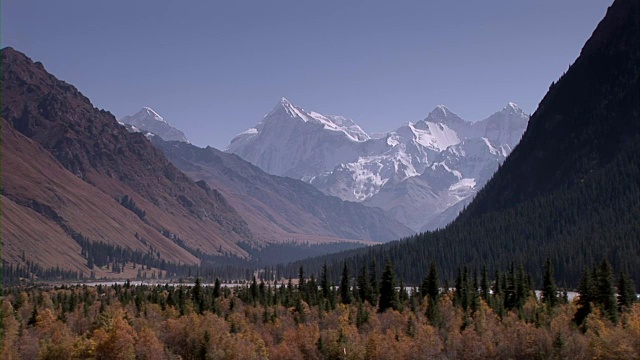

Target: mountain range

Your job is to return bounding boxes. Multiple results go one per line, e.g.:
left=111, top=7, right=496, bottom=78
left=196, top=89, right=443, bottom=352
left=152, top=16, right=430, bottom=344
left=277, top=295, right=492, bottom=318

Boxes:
left=149, top=137, right=411, bottom=244
left=0, top=48, right=410, bottom=278
left=226, top=98, right=529, bottom=231
left=288, top=0, right=640, bottom=285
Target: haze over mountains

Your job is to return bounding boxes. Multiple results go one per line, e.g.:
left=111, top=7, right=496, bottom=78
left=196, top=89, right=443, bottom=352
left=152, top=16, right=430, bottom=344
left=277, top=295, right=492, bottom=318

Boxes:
left=226, top=97, right=529, bottom=231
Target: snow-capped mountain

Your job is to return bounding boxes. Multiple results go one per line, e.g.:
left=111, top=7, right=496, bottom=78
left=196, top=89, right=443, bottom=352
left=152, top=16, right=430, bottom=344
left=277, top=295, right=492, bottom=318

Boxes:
left=362, top=105, right=528, bottom=231
left=120, top=107, right=189, bottom=143
left=226, top=98, right=370, bottom=180
left=365, top=136, right=508, bottom=231
left=478, top=102, right=529, bottom=151
left=226, top=98, right=529, bottom=231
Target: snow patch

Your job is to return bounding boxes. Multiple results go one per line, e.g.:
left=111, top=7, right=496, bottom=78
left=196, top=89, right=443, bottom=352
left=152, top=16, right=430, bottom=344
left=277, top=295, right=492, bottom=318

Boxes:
left=449, top=178, right=476, bottom=191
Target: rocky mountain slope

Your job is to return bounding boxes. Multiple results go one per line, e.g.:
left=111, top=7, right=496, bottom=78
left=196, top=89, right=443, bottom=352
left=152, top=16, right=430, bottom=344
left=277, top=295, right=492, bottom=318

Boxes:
left=150, top=137, right=413, bottom=243
left=1, top=47, right=254, bottom=273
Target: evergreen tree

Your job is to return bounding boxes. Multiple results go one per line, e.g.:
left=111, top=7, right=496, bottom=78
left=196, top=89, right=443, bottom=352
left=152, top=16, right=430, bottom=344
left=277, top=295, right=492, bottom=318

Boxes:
left=421, top=262, right=440, bottom=302
left=369, top=259, right=379, bottom=306
left=340, top=262, right=352, bottom=305
left=378, top=260, right=399, bottom=313
left=480, top=266, right=490, bottom=302
left=192, top=277, right=204, bottom=314
left=542, top=258, right=559, bottom=308
left=213, top=277, right=221, bottom=298
left=320, top=263, right=330, bottom=299
left=574, top=268, right=594, bottom=326
left=398, top=278, right=409, bottom=309
left=617, top=271, right=637, bottom=311
left=454, top=266, right=463, bottom=308
left=298, top=266, right=305, bottom=292
left=516, top=264, right=529, bottom=309
left=425, top=262, right=441, bottom=325
left=596, top=260, right=618, bottom=323
left=471, top=270, right=480, bottom=312
left=505, top=263, right=518, bottom=310
left=356, top=265, right=371, bottom=304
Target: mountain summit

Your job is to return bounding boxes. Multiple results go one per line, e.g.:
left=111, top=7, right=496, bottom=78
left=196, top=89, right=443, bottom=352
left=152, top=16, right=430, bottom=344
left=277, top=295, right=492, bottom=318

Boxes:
left=226, top=98, right=370, bottom=179
left=120, top=107, right=189, bottom=143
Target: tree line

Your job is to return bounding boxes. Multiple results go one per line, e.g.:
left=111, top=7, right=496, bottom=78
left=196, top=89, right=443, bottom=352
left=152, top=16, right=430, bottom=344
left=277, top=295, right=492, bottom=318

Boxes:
left=2, top=258, right=638, bottom=359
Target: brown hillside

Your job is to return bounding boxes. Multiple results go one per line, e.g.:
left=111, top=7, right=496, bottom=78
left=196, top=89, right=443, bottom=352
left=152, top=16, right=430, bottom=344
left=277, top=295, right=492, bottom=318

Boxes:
left=1, top=47, right=255, bottom=272
left=1, top=118, right=199, bottom=271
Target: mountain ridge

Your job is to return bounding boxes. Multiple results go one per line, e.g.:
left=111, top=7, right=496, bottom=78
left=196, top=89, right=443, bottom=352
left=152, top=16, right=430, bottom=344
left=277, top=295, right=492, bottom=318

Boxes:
left=285, top=0, right=640, bottom=285
left=1, top=47, right=257, bottom=274
left=150, top=137, right=413, bottom=243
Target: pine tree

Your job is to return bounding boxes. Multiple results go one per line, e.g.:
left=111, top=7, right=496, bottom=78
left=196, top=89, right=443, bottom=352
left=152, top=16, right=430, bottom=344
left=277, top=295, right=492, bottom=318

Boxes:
left=617, top=272, right=637, bottom=311
left=369, top=259, right=379, bottom=306
left=454, top=266, right=463, bottom=308
left=574, top=268, right=594, bottom=326
left=542, top=258, right=559, bottom=308
left=193, top=277, right=203, bottom=314
left=378, top=260, right=399, bottom=313
left=298, top=266, right=305, bottom=291
left=356, top=266, right=371, bottom=304
left=480, top=266, right=490, bottom=302
left=421, top=262, right=440, bottom=302
left=340, top=262, right=352, bottom=305
left=425, top=262, right=441, bottom=326
left=471, top=270, right=480, bottom=312
left=213, top=277, right=222, bottom=298
left=398, top=278, right=409, bottom=309
left=505, top=263, right=518, bottom=310
left=596, top=260, right=618, bottom=323
left=320, top=263, right=330, bottom=299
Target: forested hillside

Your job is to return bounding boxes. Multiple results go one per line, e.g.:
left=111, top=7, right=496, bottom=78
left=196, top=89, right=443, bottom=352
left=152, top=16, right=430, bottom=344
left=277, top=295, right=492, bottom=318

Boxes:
left=283, top=0, right=640, bottom=286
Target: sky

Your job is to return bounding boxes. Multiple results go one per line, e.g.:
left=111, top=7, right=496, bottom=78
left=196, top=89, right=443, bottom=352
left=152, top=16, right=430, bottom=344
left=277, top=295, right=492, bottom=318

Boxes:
left=2, top=1, right=611, bottom=149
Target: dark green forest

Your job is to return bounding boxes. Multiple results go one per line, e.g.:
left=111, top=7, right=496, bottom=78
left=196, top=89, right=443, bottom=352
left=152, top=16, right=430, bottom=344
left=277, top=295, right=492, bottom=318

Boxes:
left=276, top=0, right=640, bottom=288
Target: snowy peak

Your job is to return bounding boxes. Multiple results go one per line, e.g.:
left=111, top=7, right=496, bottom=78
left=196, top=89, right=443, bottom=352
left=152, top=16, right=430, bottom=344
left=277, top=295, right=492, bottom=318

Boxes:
left=500, top=102, right=526, bottom=116
left=477, top=102, right=529, bottom=149
left=424, top=105, right=466, bottom=125
left=507, top=102, right=520, bottom=111
left=237, top=98, right=370, bottom=145
left=139, top=107, right=167, bottom=124
left=269, top=97, right=308, bottom=120
left=433, top=105, right=450, bottom=117
left=120, top=107, right=189, bottom=143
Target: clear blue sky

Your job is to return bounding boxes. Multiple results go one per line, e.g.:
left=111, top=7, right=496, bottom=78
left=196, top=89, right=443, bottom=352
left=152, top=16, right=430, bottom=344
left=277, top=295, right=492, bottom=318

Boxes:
left=2, top=1, right=611, bottom=149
